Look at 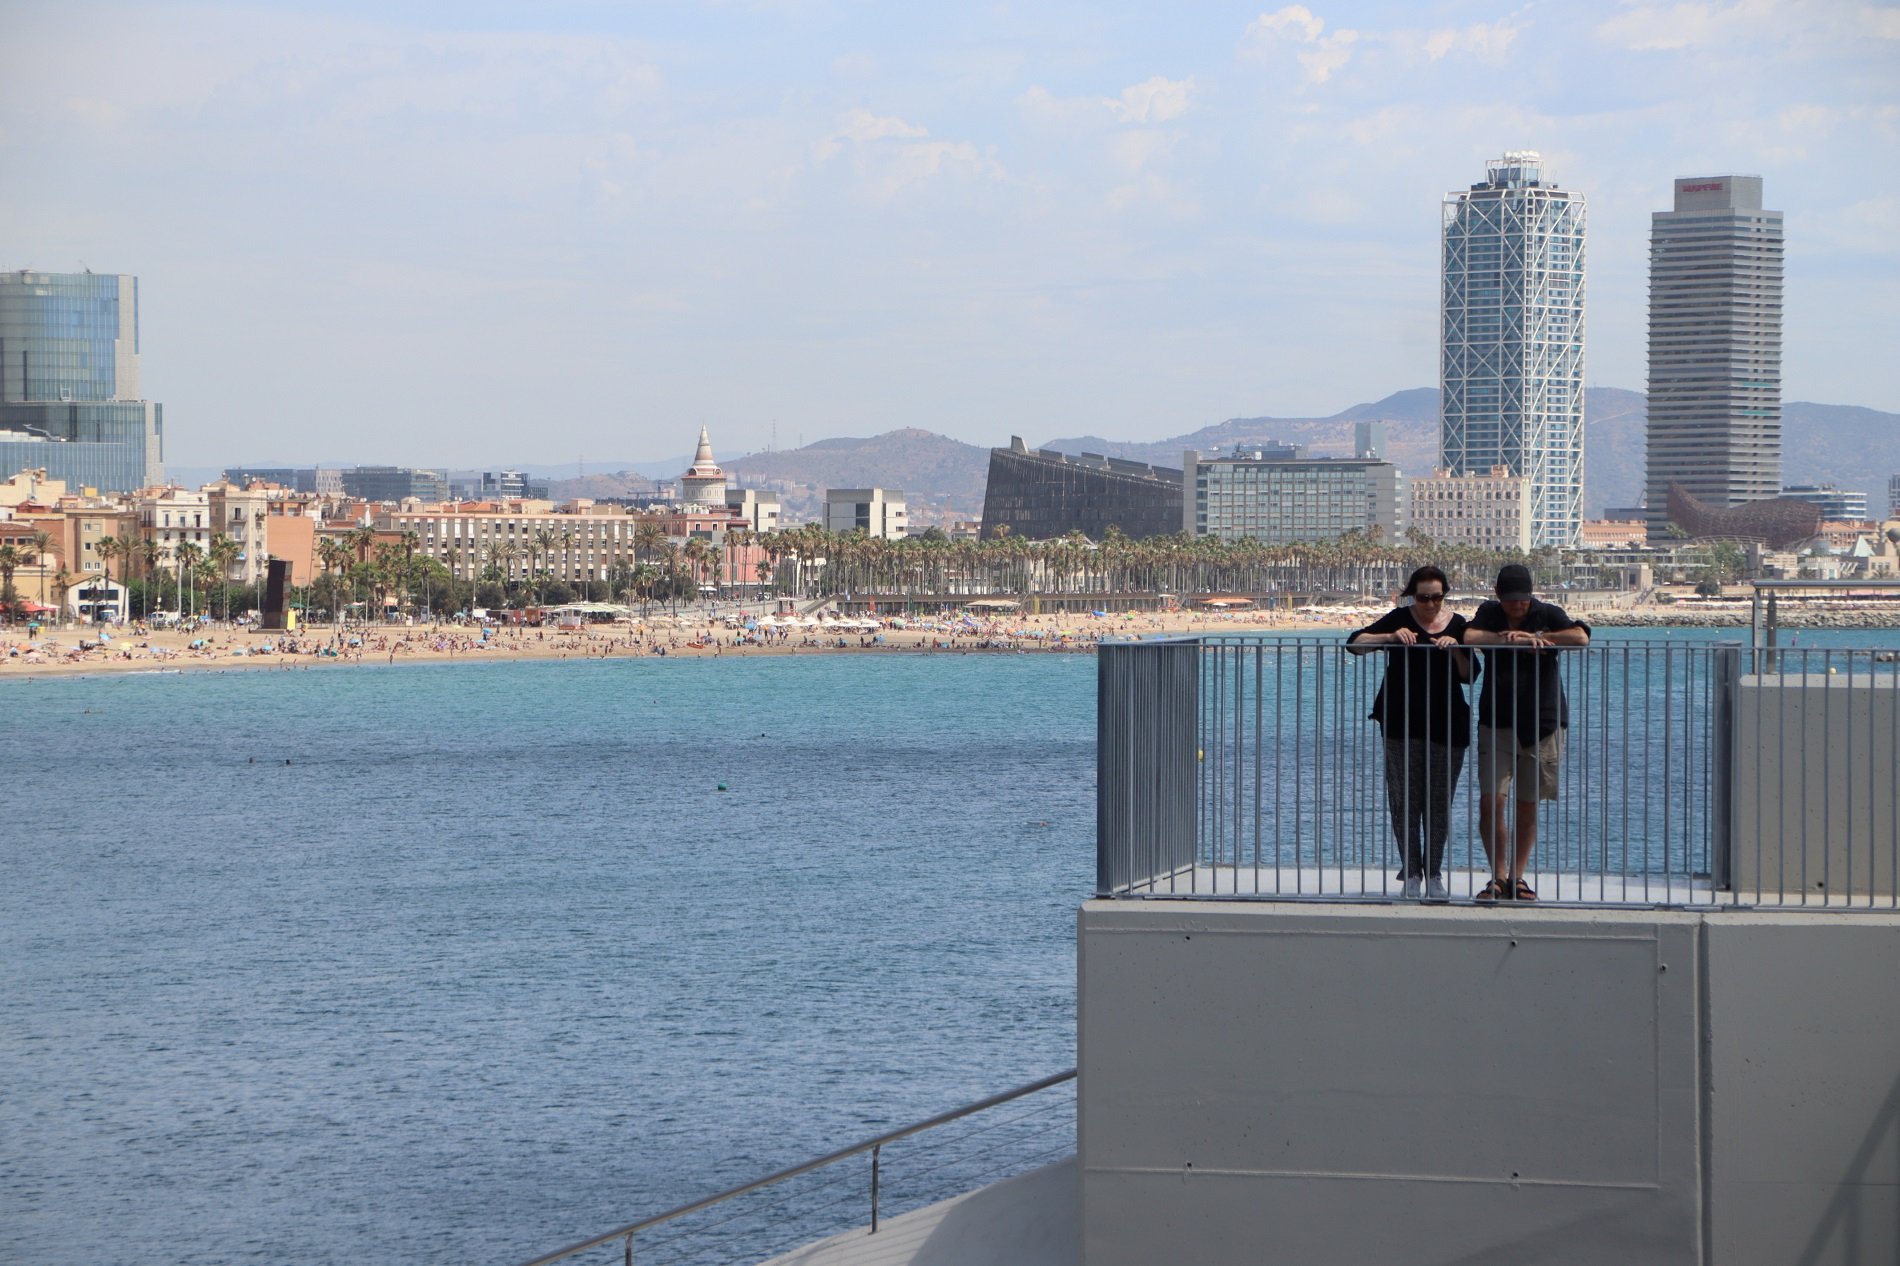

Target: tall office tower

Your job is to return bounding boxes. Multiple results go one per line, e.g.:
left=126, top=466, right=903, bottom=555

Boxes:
left=0, top=270, right=165, bottom=492
left=1441, top=151, right=1586, bottom=548
left=1642, top=177, right=1783, bottom=539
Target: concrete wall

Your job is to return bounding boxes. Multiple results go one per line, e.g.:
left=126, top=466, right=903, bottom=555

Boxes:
left=1731, top=675, right=1900, bottom=902
left=1078, top=901, right=1900, bottom=1266
left=1705, top=916, right=1900, bottom=1266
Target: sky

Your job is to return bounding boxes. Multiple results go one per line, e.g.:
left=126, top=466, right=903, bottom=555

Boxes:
left=3, top=0, right=1896, bottom=470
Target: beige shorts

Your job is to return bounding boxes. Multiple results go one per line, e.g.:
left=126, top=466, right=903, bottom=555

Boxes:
left=1475, top=726, right=1563, bottom=802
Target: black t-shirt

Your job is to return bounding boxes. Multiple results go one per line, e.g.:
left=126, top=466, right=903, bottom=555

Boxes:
left=1348, top=607, right=1472, bottom=747
left=1467, top=598, right=1589, bottom=742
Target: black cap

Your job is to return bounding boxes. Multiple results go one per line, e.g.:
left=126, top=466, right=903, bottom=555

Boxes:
left=1495, top=564, right=1534, bottom=600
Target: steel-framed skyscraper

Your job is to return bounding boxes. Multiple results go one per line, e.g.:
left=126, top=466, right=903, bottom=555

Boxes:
left=1643, top=176, right=1783, bottom=538
left=1441, top=151, right=1585, bottom=548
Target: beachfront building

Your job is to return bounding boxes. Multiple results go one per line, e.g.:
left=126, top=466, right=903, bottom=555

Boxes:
left=824, top=487, right=907, bottom=539
left=134, top=486, right=212, bottom=575
left=377, top=501, right=768, bottom=595
left=204, top=481, right=276, bottom=591
left=0, top=269, right=165, bottom=493
left=1644, top=176, right=1783, bottom=541
left=1441, top=152, right=1586, bottom=548
left=1409, top=466, right=1532, bottom=553
left=1779, top=484, right=1868, bottom=522
left=725, top=486, right=781, bottom=534
left=1578, top=518, right=1650, bottom=550
left=980, top=437, right=1184, bottom=542
left=1891, top=474, right=1900, bottom=518
left=1184, top=436, right=1404, bottom=545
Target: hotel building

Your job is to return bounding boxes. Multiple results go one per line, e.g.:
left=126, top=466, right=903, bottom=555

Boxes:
left=1410, top=466, right=1532, bottom=553
left=1185, top=430, right=1404, bottom=545
left=1643, top=176, right=1783, bottom=539
left=1441, top=152, right=1586, bottom=548
left=0, top=270, right=165, bottom=492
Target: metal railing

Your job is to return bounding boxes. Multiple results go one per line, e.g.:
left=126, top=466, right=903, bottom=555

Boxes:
left=512, top=1069, right=1075, bottom=1266
left=1099, top=635, right=1900, bottom=909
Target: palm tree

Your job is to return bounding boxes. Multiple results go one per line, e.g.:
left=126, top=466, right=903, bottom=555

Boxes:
left=206, top=534, right=241, bottom=620
left=136, top=538, right=163, bottom=612
left=51, top=568, right=75, bottom=625
left=174, top=541, right=205, bottom=618
left=314, top=538, right=349, bottom=621
left=94, top=535, right=123, bottom=623
left=0, top=544, right=21, bottom=625
left=634, top=519, right=665, bottom=569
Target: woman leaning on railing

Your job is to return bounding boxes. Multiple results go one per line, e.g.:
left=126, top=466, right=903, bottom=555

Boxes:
left=1347, top=566, right=1475, bottom=900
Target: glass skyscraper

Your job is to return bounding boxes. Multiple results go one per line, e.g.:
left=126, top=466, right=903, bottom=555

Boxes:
left=1643, top=176, right=1782, bottom=538
left=0, top=269, right=164, bottom=492
left=1441, top=152, right=1585, bottom=548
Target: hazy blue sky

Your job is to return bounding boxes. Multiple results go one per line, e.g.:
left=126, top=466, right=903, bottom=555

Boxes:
left=4, top=0, right=1896, bottom=468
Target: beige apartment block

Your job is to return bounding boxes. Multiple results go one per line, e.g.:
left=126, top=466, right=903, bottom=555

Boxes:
left=1410, top=466, right=1533, bottom=552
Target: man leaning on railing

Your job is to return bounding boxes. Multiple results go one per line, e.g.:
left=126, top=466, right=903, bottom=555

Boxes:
left=1462, top=564, right=1591, bottom=903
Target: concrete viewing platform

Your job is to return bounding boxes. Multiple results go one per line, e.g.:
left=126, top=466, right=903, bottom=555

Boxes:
left=1078, top=898, right=1900, bottom=1266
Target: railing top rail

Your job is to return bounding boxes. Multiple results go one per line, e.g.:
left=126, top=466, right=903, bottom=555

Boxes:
left=512, top=1067, right=1077, bottom=1266
left=1750, top=578, right=1900, bottom=590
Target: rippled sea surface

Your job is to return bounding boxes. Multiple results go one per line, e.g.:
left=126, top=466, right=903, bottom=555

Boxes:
left=2, top=653, right=1097, bottom=1266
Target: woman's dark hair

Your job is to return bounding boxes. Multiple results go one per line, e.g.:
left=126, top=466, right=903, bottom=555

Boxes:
left=1401, top=565, right=1449, bottom=598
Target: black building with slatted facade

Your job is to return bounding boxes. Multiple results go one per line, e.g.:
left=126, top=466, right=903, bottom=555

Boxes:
left=980, top=438, right=1183, bottom=542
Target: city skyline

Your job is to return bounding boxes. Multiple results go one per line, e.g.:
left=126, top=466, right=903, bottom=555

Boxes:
left=2, top=1, right=1895, bottom=468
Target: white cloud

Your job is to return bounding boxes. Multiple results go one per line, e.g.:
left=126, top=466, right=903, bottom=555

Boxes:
left=1240, top=7, right=1360, bottom=84
left=1107, top=76, right=1195, bottom=124
left=1299, top=30, right=1360, bottom=83
left=837, top=109, right=929, bottom=142
left=1423, top=20, right=1521, bottom=60
left=814, top=108, right=930, bottom=161
left=1246, top=5, right=1327, bottom=46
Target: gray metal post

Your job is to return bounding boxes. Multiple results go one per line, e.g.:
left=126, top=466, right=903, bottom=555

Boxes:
left=1711, top=642, right=1741, bottom=893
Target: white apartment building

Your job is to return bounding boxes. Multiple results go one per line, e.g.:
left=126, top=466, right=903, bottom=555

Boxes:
left=381, top=503, right=646, bottom=588
left=1410, top=466, right=1533, bottom=553
left=824, top=488, right=907, bottom=539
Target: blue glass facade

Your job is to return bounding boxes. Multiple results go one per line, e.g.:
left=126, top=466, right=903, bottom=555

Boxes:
left=0, top=270, right=162, bottom=491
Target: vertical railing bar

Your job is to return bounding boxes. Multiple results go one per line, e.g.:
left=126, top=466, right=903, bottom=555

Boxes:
left=870, top=1142, right=881, bottom=1234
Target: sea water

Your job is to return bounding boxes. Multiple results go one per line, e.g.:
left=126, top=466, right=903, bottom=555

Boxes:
left=2, top=653, right=1097, bottom=1266
left=5, top=628, right=1896, bottom=1265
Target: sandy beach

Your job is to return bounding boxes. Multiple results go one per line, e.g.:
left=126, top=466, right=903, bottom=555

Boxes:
left=7, top=594, right=1896, bottom=680
left=0, top=607, right=1357, bottom=678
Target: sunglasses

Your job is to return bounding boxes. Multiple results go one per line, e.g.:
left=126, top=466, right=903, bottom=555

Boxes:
left=1412, top=592, right=1445, bottom=603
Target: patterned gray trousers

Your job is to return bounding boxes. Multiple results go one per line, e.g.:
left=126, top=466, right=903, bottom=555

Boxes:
left=1382, top=738, right=1465, bottom=879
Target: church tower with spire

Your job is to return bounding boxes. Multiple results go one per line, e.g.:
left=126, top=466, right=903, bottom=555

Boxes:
left=679, top=427, right=728, bottom=508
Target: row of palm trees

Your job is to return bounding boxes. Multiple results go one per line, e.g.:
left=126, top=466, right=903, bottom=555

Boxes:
left=746, top=523, right=1569, bottom=602
left=4, top=512, right=1616, bottom=628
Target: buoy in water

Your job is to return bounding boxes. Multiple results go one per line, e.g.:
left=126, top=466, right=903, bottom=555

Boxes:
left=717, top=781, right=729, bottom=792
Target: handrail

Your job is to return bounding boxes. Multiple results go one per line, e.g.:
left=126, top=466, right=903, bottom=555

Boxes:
left=512, top=1067, right=1078, bottom=1266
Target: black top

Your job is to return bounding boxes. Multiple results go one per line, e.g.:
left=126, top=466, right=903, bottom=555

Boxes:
left=1467, top=598, right=1590, bottom=742
left=1348, top=608, right=1472, bottom=747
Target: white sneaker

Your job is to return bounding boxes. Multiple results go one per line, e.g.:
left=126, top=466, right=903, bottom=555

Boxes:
left=1425, top=876, right=1449, bottom=901
left=1401, top=875, right=1422, bottom=900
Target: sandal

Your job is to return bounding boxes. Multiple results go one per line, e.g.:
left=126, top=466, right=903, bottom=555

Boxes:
left=1513, top=879, right=1538, bottom=902
left=1475, top=879, right=1507, bottom=903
